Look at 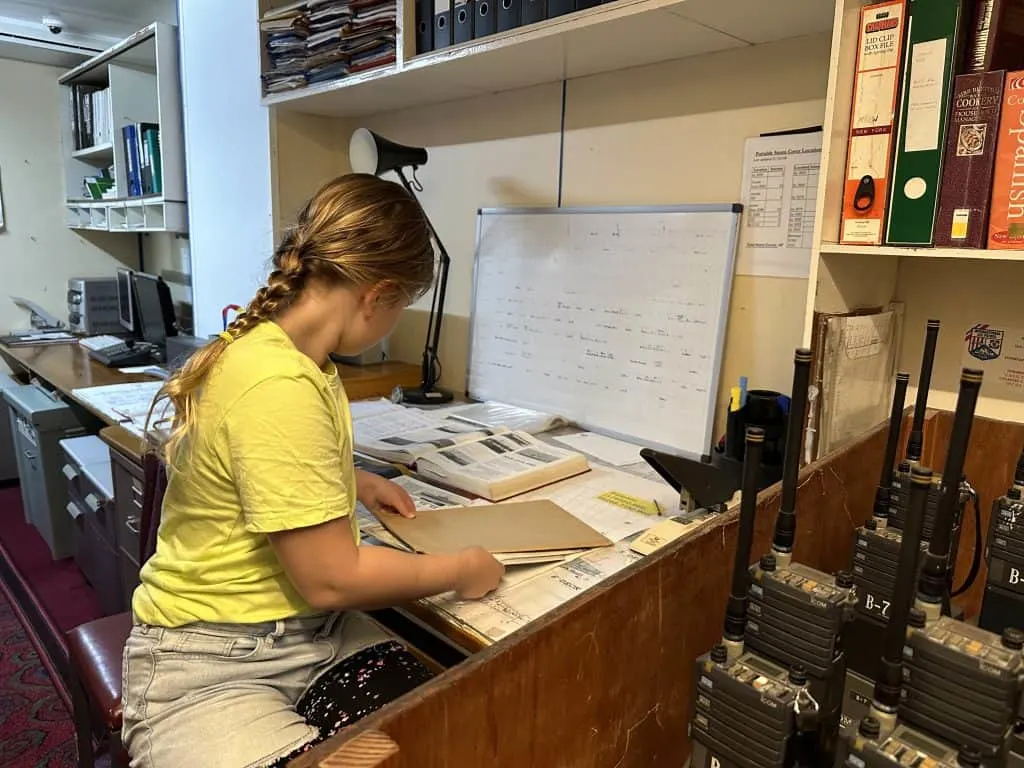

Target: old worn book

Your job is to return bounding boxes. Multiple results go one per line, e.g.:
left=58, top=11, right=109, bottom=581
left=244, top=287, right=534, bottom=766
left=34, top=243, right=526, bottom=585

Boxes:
left=934, top=71, right=1005, bottom=247
left=988, top=70, right=1024, bottom=249
left=840, top=0, right=908, bottom=245
left=965, top=0, right=1024, bottom=72
left=415, top=431, right=590, bottom=501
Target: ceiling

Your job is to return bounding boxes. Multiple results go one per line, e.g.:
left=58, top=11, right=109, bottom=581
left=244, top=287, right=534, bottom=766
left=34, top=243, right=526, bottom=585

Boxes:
left=0, top=0, right=176, bottom=68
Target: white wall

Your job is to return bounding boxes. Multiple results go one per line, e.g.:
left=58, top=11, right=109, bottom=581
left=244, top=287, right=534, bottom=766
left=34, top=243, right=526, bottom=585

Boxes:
left=178, top=0, right=273, bottom=338
left=0, top=56, right=136, bottom=333
left=312, top=33, right=832, bottom=439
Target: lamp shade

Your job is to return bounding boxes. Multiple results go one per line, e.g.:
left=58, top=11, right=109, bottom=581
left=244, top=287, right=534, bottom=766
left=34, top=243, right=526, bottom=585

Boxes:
left=349, top=128, right=428, bottom=176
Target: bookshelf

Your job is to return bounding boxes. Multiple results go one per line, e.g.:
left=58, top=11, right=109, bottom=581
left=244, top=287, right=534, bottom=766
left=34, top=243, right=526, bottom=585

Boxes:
left=804, top=0, right=1024, bottom=423
left=57, top=22, right=187, bottom=234
left=259, top=0, right=835, bottom=117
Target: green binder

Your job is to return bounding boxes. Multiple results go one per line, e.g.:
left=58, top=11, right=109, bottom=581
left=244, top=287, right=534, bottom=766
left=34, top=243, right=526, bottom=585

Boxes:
left=885, top=0, right=965, bottom=246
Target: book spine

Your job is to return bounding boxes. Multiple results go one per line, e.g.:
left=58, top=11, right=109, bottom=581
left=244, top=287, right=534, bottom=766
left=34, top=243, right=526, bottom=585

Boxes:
left=967, top=0, right=1024, bottom=73
left=68, top=86, right=80, bottom=151
left=885, top=0, right=966, bottom=247
left=988, top=70, right=1024, bottom=249
left=840, top=0, right=908, bottom=245
left=934, top=71, right=1005, bottom=247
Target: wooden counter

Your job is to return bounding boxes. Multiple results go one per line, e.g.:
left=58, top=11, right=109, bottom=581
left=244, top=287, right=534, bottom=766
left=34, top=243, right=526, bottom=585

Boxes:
left=290, top=414, right=914, bottom=768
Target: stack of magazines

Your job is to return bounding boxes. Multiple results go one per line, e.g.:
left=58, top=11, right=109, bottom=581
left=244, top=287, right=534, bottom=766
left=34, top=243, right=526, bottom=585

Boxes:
left=261, top=0, right=397, bottom=95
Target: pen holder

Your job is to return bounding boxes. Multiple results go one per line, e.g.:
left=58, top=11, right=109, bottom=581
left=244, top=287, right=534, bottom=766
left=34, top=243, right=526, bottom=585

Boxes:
left=724, top=389, right=788, bottom=467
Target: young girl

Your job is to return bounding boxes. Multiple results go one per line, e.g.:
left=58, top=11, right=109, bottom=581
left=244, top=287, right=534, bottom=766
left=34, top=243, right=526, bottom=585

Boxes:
left=122, top=174, right=504, bottom=768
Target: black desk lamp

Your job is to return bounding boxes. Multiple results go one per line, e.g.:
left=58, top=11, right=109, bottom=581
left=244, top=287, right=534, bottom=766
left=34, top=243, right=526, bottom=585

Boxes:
left=349, top=128, right=452, bottom=405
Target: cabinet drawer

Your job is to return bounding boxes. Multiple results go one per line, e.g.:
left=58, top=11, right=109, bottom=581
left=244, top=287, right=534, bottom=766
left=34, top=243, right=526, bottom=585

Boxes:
left=111, top=459, right=144, bottom=560
left=67, top=501, right=123, bottom=616
left=120, top=547, right=140, bottom=614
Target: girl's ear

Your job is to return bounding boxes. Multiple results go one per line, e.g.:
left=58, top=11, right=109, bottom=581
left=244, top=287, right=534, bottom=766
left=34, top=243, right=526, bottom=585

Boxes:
left=364, top=280, right=403, bottom=310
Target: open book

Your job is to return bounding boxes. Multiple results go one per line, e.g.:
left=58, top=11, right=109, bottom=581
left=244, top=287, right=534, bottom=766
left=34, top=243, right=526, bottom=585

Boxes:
left=415, top=431, right=589, bottom=501
left=353, top=409, right=501, bottom=464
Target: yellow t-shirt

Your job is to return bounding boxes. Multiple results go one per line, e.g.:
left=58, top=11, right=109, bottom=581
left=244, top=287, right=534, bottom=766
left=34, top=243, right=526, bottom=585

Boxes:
left=132, top=321, right=358, bottom=627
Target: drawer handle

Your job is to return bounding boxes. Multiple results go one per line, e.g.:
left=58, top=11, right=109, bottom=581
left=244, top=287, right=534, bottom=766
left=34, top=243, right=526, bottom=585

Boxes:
left=85, top=493, right=102, bottom=513
left=62, top=464, right=79, bottom=482
left=125, top=515, right=140, bottom=534
left=24, top=450, right=35, bottom=461
left=66, top=502, right=84, bottom=520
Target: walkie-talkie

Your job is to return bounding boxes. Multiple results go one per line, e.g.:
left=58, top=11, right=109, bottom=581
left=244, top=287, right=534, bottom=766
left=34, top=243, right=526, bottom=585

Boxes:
left=843, top=367, right=980, bottom=725
left=691, top=426, right=823, bottom=768
left=841, top=369, right=1024, bottom=768
left=844, top=321, right=971, bottom=683
left=742, top=349, right=855, bottom=756
left=979, top=445, right=1024, bottom=635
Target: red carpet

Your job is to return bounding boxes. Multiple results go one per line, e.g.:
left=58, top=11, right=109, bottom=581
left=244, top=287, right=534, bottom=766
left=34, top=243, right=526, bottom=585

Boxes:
left=0, top=586, right=76, bottom=767
left=0, top=484, right=105, bottom=767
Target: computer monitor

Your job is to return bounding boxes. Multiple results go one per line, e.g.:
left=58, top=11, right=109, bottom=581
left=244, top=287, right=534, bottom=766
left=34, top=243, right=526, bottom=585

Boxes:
left=131, top=272, right=177, bottom=346
left=116, top=268, right=134, bottom=333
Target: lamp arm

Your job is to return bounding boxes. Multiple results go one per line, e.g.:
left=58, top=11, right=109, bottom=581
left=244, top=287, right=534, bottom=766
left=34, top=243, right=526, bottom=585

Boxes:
left=395, top=167, right=449, bottom=392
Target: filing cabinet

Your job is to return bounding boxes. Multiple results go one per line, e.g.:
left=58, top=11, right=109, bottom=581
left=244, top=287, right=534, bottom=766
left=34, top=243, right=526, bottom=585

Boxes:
left=109, top=446, right=145, bottom=612
left=3, top=382, right=87, bottom=559
left=60, top=435, right=121, bottom=615
left=0, top=374, right=21, bottom=483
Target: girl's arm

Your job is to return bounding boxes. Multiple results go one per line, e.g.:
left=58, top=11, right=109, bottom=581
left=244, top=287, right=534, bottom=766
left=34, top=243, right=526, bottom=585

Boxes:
left=269, top=518, right=503, bottom=610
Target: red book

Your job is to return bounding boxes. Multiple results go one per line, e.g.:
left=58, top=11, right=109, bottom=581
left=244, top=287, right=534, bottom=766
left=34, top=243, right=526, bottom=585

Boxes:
left=934, top=71, right=1005, bottom=248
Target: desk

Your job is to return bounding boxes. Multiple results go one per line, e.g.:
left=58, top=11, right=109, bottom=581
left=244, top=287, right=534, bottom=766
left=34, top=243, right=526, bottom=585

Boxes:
left=0, top=341, right=422, bottom=418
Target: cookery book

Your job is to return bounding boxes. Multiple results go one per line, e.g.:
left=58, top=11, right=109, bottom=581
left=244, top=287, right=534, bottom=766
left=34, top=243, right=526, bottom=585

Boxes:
left=988, top=69, right=1024, bottom=249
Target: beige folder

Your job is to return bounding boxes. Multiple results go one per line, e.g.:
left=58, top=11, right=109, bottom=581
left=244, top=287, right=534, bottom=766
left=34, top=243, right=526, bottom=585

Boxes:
left=378, top=499, right=612, bottom=556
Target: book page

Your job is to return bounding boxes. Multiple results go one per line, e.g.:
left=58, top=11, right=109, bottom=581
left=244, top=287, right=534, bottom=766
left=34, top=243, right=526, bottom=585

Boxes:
left=354, top=411, right=499, bottom=462
left=71, top=381, right=173, bottom=438
left=419, top=431, right=580, bottom=482
left=552, top=431, right=643, bottom=467
left=425, top=543, right=642, bottom=642
left=513, top=466, right=670, bottom=542
left=440, top=401, right=564, bottom=434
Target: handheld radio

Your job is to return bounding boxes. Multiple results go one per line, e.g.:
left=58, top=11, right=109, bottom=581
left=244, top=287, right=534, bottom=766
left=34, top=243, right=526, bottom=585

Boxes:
left=979, top=446, right=1024, bottom=635
left=690, top=348, right=855, bottom=768
left=844, top=321, right=974, bottom=684
left=841, top=368, right=1024, bottom=768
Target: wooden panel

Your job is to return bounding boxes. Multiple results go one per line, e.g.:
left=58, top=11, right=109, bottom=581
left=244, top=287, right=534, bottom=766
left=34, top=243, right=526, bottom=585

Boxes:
left=337, top=362, right=421, bottom=401
left=290, top=415, right=900, bottom=768
left=922, top=411, right=1024, bottom=619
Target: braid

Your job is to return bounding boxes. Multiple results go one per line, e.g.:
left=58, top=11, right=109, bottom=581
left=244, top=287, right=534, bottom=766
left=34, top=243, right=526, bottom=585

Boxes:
left=221, top=244, right=306, bottom=341
left=150, top=172, right=436, bottom=467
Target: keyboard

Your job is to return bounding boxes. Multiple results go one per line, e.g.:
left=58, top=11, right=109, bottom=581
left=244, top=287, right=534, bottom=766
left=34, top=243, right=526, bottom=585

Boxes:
left=79, top=335, right=125, bottom=352
left=88, top=344, right=154, bottom=368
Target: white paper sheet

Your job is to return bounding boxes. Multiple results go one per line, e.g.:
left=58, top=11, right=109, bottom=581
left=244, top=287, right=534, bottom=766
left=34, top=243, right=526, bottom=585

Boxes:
left=71, top=381, right=173, bottom=438
left=425, top=543, right=642, bottom=642
left=552, top=431, right=643, bottom=467
left=737, top=131, right=823, bottom=278
left=512, top=466, right=672, bottom=542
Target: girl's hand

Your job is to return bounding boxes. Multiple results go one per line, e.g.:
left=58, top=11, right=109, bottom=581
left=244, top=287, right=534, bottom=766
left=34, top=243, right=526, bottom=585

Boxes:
left=355, top=470, right=416, bottom=519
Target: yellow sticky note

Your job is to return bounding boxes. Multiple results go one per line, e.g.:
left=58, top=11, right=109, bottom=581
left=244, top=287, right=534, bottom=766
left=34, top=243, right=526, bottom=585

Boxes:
left=630, top=519, right=691, bottom=555
left=598, top=490, right=661, bottom=516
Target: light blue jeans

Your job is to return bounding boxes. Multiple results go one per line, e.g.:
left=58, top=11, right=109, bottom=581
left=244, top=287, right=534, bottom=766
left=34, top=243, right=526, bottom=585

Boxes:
left=121, top=611, right=392, bottom=768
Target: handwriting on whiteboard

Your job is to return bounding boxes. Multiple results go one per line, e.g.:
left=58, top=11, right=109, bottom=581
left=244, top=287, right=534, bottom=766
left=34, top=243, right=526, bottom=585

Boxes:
left=469, top=209, right=738, bottom=456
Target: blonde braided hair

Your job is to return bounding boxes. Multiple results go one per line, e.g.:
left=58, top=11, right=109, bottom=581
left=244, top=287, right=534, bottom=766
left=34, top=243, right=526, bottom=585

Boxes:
left=148, top=173, right=435, bottom=465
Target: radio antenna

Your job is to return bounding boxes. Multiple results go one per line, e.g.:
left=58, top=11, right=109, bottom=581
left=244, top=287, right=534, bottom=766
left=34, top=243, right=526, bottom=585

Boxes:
left=905, top=320, right=940, bottom=464
left=872, top=373, right=910, bottom=523
left=722, top=425, right=764, bottom=663
left=770, top=348, right=812, bottom=569
left=869, top=463, right=932, bottom=739
left=916, top=368, right=982, bottom=619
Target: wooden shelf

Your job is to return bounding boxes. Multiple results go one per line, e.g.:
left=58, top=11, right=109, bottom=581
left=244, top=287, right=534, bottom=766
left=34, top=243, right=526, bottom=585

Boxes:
left=58, top=22, right=187, bottom=234
left=71, top=142, right=114, bottom=163
left=819, top=243, right=1024, bottom=263
left=263, top=0, right=834, bottom=117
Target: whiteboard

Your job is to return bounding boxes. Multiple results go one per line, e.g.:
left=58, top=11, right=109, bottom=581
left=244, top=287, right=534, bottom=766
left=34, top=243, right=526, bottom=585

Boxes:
left=467, top=205, right=741, bottom=459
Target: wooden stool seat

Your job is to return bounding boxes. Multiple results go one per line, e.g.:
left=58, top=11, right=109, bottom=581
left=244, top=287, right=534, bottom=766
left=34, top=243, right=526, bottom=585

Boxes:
left=66, top=611, right=132, bottom=728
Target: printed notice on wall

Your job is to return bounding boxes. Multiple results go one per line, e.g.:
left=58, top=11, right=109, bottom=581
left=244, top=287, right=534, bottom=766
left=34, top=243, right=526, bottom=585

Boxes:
left=737, top=131, right=822, bottom=278
left=962, top=323, right=1024, bottom=401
